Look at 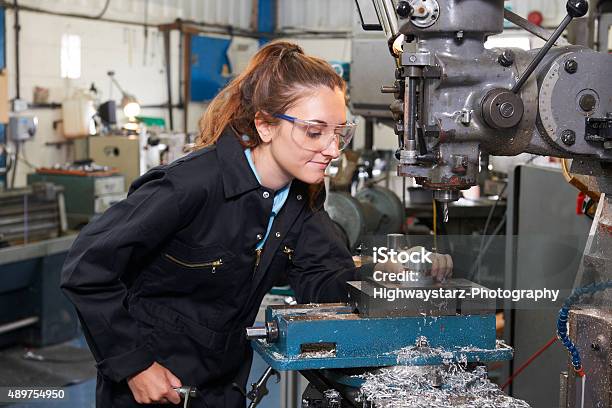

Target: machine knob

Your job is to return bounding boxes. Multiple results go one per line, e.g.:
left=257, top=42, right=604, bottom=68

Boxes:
left=246, top=327, right=267, bottom=340
left=567, top=0, right=588, bottom=18
left=564, top=59, right=578, bottom=74
left=498, top=49, right=515, bottom=67
left=481, top=89, right=525, bottom=129
left=396, top=1, right=413, bottom=18
left=579, top=93, right=597, bottom=111
left=266, top=321, right=279, bottom=342
left=561, top=129, right=576, bottom=146
left=245, top=321, right=279, bottom=342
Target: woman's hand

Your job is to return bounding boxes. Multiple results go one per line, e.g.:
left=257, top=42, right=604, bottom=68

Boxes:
left=127, top=362, right=182, bottom=405
left=428, top=251, right=453, bottom=282
left=374, top=246, right=453, bottom=283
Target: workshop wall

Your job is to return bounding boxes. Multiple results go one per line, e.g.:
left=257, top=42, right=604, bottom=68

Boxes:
left=278, top=0, right=354, bottom=31
left=5, top=0, right=573, bottom=187
left=278, top=0, right=568, bottom=30
left=13, top=0, right=253, bottom=28
left=506, top=0, right=568, bottom=27
left=4, top=0, right=256, bottom=187
left=5, top=9, right=178, bottom=187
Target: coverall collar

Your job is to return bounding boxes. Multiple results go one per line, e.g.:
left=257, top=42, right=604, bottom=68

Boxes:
left=216, top=128, right=262, bottom=199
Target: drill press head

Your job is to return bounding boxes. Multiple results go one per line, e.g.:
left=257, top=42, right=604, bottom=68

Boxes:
left=364, top=0, right=612, bottom=206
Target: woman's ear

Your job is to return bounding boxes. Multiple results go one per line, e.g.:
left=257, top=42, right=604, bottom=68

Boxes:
left=254, top=112, right=274, bottom=143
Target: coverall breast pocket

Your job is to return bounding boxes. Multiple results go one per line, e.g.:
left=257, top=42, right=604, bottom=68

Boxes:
left=268, top=245, right=295, bottom=287
left=158, top=239, right=233, bottom=291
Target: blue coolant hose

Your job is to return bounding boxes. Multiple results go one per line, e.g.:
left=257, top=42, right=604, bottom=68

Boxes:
left=557, top=281, right=612, bottom=376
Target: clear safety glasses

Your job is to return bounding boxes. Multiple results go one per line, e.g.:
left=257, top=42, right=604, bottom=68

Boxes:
left=274, top=113, right=356, bottom=152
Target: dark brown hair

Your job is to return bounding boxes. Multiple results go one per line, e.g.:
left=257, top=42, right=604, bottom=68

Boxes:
left=195, top=40, right=346, bottom=207
left=195, top=40, right=346, bottom=148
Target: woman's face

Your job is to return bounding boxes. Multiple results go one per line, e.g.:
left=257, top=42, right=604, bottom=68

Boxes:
left=268, top=86, right=346, bottom=185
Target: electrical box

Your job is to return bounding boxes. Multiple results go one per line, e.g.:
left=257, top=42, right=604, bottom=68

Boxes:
left=8, top=116, right=37, bottom=142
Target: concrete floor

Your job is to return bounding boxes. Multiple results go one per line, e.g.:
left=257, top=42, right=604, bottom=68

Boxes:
left=8, top=335, right=95, bottom=408
left=7, top=335, right=283, bottom=408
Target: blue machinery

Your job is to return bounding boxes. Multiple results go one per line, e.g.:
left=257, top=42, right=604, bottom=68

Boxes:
left=247, top=279, right=514, bottom=407
left=252, top=303, right=511, bottom=371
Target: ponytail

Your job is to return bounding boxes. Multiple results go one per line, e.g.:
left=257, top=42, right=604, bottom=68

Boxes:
left=195, top=41, right=346, bottom=150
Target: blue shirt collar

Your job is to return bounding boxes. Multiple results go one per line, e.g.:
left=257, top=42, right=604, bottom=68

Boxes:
left=244, top=148, right=292, bottom=195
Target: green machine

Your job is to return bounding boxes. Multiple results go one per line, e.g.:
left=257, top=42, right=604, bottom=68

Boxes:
left=27, top=170, right=125, bottom=229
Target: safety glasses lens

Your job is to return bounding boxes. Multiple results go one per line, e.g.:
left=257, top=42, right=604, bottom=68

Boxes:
left=292, top=121, right=356, bottom=151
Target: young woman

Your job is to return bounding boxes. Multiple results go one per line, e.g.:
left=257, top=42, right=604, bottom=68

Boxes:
left=61, top=41, right=452, bottom=407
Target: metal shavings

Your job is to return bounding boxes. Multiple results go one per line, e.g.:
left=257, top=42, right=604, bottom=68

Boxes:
left=256, top=340, right=337, bottom=361
left=298, top=349, right=337, bottom=359
left=358, top=365, right=531, bottom=408
left=255, top=340, right=287, bottom=360
left=323, top=389, right=341, bottom=405
left=393, top=342, right=454, bottom=365
left=393, top=338, right=511, bottom=365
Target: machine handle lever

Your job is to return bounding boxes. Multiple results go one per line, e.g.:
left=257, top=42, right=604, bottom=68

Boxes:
left=381, top=85, right=399, bottom=93
left=511, top=0, right=588, bottom=94
left=232, top=366, right=280, bottom=408
left=173, top=386, right=198, bottom=408
left=173, top=386, right=198, bottom=398
left=246, top=321, right=279, bottom=342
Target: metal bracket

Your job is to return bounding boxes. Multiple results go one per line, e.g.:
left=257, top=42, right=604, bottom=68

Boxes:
left=401, top=51, right=434, bottom=66
left=585, top=115, right=612, bottom=145
left=232, top=366, right=280, bottom=408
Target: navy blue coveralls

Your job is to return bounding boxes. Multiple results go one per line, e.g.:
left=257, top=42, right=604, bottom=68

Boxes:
left=60, top=128, right=370, bottom=407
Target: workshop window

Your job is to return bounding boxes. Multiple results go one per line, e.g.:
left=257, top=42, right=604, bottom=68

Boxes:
left=61, top=34, right=81, bottom=79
